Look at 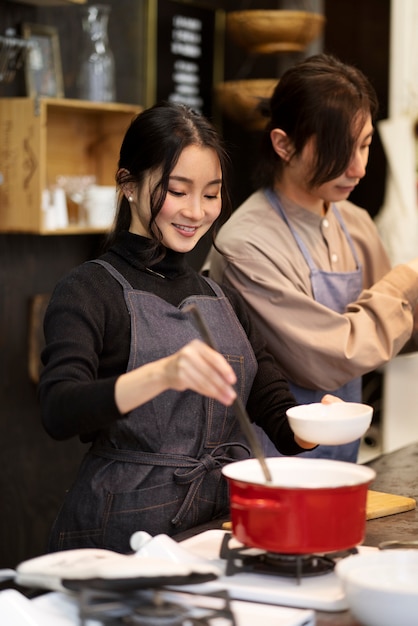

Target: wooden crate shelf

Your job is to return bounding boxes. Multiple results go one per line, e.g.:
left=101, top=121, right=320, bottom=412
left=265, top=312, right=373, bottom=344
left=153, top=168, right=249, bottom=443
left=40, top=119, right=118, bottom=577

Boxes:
left=0, top=97, right=141, bottom=234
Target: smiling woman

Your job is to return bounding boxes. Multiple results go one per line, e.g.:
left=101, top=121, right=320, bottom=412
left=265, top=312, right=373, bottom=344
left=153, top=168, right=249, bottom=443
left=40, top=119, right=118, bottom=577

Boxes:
left=38, top=101, right=318, bottom=555
left=125, top=144, right=223, bottom=254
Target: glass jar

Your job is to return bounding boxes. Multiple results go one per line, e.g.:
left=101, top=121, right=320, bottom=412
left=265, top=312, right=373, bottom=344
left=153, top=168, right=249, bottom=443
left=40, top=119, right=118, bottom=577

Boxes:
left=77, top=4, right=116, bottom=102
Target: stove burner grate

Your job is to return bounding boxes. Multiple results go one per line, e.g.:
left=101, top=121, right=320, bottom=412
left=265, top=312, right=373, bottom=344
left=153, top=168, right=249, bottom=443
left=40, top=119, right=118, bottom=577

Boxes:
left=220, top=532, right=358, bottom=585
left=77, top=586, right=237, bottom=626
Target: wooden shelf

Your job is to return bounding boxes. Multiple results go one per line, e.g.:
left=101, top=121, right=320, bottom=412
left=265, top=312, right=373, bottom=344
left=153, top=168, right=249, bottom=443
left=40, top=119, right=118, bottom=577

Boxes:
left=39, top=225, right=110, bottom=236
left=0, top=97, right=142, bottom=234
left=7, top=0, right=86, bottom=6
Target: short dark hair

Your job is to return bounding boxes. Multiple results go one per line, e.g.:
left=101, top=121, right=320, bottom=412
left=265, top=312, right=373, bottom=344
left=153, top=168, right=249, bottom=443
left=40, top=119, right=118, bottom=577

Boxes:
left=108, top=101, right=232, bottom=253
left=255, top=53, right=379, bottom=189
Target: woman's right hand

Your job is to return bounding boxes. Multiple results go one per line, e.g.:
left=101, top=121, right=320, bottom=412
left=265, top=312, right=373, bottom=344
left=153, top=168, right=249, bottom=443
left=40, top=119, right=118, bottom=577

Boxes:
left=115, top=339, right=237, bottom=414
left=163, top=339, right=237, bottom=405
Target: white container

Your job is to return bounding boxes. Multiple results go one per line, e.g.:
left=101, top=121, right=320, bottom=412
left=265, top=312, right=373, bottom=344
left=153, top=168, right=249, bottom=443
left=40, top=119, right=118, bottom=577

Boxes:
left=83, top=185, right=117, bottom=228
left=42, top=189, right=56, bottom=230
left=286, top=402, right=373, bottom=445
left=42, top=188, right=69, bottom=230
left=52, top=187, right=69, bottom=229
left=336, top=550, right=418, bottom=626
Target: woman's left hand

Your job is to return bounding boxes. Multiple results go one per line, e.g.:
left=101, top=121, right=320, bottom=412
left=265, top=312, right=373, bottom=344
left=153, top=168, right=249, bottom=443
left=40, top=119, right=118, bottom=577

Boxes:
left=321, top=394, right=344, bottom=404
left=294, top=394, right=344, bottom=448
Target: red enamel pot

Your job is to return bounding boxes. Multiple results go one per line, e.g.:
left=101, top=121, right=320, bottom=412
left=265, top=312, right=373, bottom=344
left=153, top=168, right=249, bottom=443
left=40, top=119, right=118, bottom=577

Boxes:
left=222, top=457, right=375, bottom=554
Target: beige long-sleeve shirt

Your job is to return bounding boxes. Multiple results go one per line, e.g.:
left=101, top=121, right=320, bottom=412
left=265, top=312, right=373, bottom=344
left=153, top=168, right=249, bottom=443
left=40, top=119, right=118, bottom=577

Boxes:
left=206, top=189, right=418, bottom=391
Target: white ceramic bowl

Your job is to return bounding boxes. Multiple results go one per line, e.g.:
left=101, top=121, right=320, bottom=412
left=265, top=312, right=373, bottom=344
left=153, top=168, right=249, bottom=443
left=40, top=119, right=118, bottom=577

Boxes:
left=336, top=550, right=418, bottom=626
left=286, top=402, right=373, bottom=445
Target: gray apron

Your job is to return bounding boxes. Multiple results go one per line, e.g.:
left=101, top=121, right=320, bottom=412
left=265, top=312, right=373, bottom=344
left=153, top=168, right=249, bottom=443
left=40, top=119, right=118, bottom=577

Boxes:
left=48, top=260, right=257, bottom=553
left=258, top=188, right=363, bottom=462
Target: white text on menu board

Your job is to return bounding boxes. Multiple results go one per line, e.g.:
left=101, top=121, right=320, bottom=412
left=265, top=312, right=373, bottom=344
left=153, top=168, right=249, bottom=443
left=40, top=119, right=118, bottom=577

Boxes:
left=169, top=14, right=203, bottom=112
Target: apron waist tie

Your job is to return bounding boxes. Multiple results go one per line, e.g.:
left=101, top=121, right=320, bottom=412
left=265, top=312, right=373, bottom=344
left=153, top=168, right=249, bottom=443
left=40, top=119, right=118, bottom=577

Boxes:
left=172, top=442, right=250, bottom=526
left=91, top=442, right=250, bottom=527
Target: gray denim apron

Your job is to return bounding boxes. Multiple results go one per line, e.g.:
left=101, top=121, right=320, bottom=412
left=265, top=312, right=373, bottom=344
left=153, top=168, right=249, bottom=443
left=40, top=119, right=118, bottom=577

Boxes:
left=48, top=260, right=257, bottom=553
left=258, top=189, right=363, bottom=462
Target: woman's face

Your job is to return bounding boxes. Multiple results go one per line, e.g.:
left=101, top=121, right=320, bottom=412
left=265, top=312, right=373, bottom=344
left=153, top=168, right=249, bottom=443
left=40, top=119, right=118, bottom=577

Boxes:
left=285, top=114, right=374, bottom=209
left=130, top=144, right=222, bottom=253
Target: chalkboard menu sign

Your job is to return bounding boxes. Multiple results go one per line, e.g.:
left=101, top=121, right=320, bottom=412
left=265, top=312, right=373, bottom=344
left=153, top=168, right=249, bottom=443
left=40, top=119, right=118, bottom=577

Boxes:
left=145, top=0, right=224, bottom=119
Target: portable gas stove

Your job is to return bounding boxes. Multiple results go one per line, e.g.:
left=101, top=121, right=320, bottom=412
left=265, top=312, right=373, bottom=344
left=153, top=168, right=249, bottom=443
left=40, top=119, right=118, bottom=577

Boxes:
left=0, top=534, right=315, bottom=625
left=173, top=530, right=377, bottom=612
left=0, top=527, right=375, bottom=623
left=0, top=586, right=316, bottom=626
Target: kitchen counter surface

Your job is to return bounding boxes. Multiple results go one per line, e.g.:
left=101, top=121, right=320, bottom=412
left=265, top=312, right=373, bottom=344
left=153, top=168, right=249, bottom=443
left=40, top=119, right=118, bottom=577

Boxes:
left=315, top=441, right=418, bottom=625
left=3, top=442, right=416, bottom=624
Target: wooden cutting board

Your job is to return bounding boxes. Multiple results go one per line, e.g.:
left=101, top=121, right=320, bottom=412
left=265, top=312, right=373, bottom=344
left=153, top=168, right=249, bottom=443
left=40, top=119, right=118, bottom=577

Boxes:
left=366, top=490, right=416, bottom=520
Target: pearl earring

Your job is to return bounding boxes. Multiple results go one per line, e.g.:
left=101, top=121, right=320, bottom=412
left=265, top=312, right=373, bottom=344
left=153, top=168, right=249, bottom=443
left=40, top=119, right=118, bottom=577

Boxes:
left=128, top=195, right=133, bottom=202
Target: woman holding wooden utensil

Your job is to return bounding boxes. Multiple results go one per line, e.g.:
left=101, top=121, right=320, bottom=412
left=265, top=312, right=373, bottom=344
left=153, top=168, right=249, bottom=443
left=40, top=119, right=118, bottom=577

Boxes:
left=39, top=102, right=326, bottom=555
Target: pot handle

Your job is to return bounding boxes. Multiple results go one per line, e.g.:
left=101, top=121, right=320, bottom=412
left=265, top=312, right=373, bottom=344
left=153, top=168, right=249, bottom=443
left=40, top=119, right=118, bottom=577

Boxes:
left=231, top=494, right=285, bottom=511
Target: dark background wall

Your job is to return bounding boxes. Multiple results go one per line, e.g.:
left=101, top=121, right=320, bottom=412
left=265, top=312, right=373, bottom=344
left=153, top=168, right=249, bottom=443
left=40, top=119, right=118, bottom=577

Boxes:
left=0, top=0, right=389, bottom=569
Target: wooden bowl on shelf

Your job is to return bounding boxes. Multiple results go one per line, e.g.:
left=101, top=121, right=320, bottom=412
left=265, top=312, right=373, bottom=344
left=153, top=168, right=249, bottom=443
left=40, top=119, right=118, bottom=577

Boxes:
left=214, top=79, right=278, bottom=131
left=226, top=10, right=325, bottom=54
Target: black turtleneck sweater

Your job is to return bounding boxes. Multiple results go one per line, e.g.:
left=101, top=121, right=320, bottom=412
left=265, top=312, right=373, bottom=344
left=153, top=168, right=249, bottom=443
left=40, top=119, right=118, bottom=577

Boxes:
left=39, top=231, right=303, bottom=455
